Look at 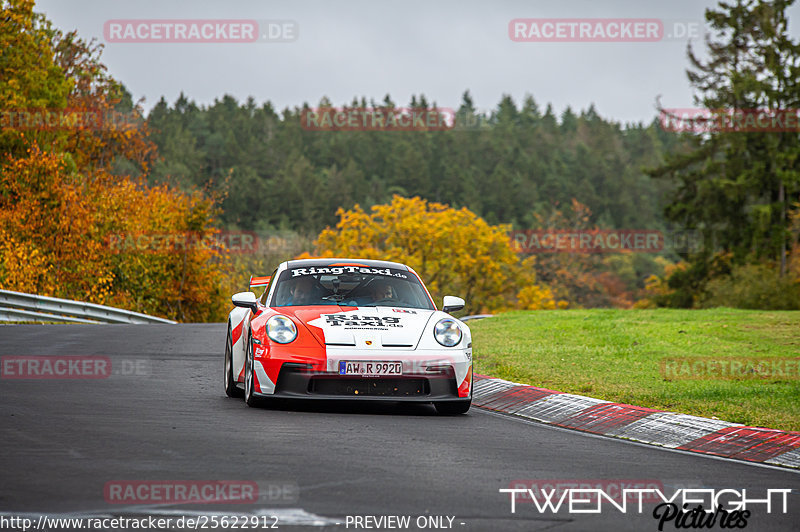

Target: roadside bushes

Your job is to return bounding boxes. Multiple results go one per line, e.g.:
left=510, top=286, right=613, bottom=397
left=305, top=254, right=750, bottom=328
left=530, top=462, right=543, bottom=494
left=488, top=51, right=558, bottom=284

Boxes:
left=699, top=263, right=800, bottom=310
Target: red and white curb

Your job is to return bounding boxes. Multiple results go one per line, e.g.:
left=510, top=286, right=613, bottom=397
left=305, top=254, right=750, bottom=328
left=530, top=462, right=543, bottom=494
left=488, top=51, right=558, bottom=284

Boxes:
left=473, top=374, right=800, bottom=470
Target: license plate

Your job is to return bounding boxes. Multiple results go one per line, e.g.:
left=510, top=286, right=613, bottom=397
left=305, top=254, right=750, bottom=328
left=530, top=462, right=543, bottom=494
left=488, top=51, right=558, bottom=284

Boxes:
left=339, top=361, right=403, bottom=376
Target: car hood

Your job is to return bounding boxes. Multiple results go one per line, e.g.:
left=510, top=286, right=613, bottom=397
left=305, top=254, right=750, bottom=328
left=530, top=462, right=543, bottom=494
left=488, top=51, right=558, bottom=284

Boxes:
left=282, top=306, right=437, bottom=350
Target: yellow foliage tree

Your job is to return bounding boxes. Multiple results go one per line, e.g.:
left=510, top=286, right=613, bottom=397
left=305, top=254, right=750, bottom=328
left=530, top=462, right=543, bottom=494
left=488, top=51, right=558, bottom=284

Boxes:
left=634, top=258, right=688, bottom=308
left=517, top=278, right=566, bottom=310
left=302, top=195, right=560, bottom=313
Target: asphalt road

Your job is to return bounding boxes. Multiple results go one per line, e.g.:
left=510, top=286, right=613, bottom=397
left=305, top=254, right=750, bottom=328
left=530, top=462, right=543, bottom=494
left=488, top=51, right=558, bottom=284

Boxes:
left=1, top=324, right=798, bottom=531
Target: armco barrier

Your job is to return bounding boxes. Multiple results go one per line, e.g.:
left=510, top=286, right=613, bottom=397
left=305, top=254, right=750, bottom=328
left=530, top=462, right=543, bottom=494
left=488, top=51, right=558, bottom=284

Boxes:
left=0, top=290, right=176, bottom=324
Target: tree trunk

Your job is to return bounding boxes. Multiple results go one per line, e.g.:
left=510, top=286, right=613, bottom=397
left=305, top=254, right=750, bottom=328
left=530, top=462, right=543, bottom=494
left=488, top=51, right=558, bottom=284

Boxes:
left=779, top=181, right=786, bottom=277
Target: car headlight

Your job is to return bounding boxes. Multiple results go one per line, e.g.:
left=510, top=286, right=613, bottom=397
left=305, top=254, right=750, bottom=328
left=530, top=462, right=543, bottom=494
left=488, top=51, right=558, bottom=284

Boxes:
left=267, top=315, right=297, bottom=344
left=434, top=318, right=462, bottom=347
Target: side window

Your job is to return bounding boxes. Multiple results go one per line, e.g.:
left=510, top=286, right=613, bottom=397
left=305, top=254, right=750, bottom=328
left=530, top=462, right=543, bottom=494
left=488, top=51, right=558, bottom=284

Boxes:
left=260, top=269, right=278, bottom=305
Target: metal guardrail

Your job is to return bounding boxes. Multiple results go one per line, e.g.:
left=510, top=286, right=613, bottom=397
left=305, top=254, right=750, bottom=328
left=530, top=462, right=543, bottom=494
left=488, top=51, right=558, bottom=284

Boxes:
left=460, top=314, right=494, bottom=322
left=0, top=290, right=176, bottom=324
left=0, top=307, right=100, bottom=324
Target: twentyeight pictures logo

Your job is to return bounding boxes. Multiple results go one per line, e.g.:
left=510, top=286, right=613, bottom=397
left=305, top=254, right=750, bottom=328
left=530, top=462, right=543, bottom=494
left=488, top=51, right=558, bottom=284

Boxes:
left=104, top=19, right=298, bottom=43
left=500, top=486, right=791, bottom=530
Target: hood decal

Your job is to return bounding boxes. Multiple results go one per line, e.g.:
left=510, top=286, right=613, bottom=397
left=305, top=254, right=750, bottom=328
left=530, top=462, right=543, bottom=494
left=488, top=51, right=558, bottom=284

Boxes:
left=320, top=313, right=403, bottom=330
left=307, top=307, right=434, bottom=349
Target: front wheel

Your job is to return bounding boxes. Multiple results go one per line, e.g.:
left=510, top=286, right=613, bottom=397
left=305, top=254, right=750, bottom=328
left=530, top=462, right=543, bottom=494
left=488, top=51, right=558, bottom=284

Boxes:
left=434, top=400, right=471, bottom=415
left=224, top=324, right=243, bottom=398
left=244, top=334, right=260, bottom=407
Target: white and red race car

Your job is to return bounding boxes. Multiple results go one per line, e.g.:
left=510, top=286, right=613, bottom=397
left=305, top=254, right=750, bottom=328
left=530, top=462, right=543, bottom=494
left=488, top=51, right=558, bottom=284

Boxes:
left=223, top=258, right=473, bottom=414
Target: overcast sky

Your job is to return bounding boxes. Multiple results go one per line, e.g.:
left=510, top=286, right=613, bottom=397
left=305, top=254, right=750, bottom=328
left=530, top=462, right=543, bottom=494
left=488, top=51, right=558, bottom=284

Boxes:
left=33, top=0, right=800, bottom=125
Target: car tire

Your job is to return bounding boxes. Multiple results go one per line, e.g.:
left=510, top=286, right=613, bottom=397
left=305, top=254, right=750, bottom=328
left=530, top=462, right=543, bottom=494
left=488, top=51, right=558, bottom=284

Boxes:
left=244, top=333, right=260, bottom=407
left=224, top=323, right=243, bottom=398
left=434, top=400, right=471, bottom=415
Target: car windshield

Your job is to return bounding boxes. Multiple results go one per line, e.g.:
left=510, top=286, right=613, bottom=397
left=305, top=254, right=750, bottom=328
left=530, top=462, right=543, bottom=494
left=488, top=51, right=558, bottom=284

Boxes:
left=271, top=266, right=434, bottom=309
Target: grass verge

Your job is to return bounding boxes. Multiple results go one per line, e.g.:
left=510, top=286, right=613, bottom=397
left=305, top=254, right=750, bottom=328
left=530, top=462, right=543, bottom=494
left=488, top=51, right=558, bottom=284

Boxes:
left=469, top=308, right=800, bottom=431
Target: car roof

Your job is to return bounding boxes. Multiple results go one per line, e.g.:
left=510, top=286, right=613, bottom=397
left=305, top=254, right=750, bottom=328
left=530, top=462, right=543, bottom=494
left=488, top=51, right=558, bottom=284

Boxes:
left=284, top=258, right=410, bottom=271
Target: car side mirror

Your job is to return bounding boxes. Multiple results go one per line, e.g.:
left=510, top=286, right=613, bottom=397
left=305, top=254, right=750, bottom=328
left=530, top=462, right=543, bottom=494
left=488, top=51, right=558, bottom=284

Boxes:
left=232, top=291, right=258, bottom=312
left=442, top=296, right=465, bottom=313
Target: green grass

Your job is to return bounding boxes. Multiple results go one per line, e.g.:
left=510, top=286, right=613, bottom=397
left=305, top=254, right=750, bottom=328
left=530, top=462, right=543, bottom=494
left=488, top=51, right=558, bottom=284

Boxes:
left=469, top=309, right=800, bottom=431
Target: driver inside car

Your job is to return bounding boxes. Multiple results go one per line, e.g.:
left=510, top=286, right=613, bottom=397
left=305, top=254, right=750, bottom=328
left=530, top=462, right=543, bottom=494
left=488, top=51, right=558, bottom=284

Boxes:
left=371, top=280, right=394, bottom=302
left=283, top=275, right=320, bottom=306
left=347, top=278, right=394, bottom=307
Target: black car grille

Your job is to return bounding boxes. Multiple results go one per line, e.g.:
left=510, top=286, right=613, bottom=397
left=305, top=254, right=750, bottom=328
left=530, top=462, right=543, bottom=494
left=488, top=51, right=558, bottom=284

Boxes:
left=308, top=377, right=430, bottom=397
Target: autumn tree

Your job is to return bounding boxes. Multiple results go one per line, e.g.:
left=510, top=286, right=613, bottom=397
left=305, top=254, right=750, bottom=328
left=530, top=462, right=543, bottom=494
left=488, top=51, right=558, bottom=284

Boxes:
left=302, top=195, right=560, bottom=313
left=0, top=0, right=228, bottom=321
left=516, top=199, right=664, bottom=308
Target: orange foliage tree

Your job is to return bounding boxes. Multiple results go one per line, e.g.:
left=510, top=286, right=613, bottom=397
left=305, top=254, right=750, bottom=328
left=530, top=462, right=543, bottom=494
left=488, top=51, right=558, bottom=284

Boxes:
left=0, top=0, right=227, bottom=321
left=0, top=138, right=228, bottom=322
left=791, top=203, right=800, bottom=281
left=301, top=195, right=560, bottom=313
left=520, top=199, right=641, bottom=308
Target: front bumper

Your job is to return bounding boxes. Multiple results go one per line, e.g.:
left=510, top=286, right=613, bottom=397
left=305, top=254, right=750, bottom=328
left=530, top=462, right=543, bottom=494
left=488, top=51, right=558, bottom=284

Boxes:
left=254, top=365, right=465, bottom=402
